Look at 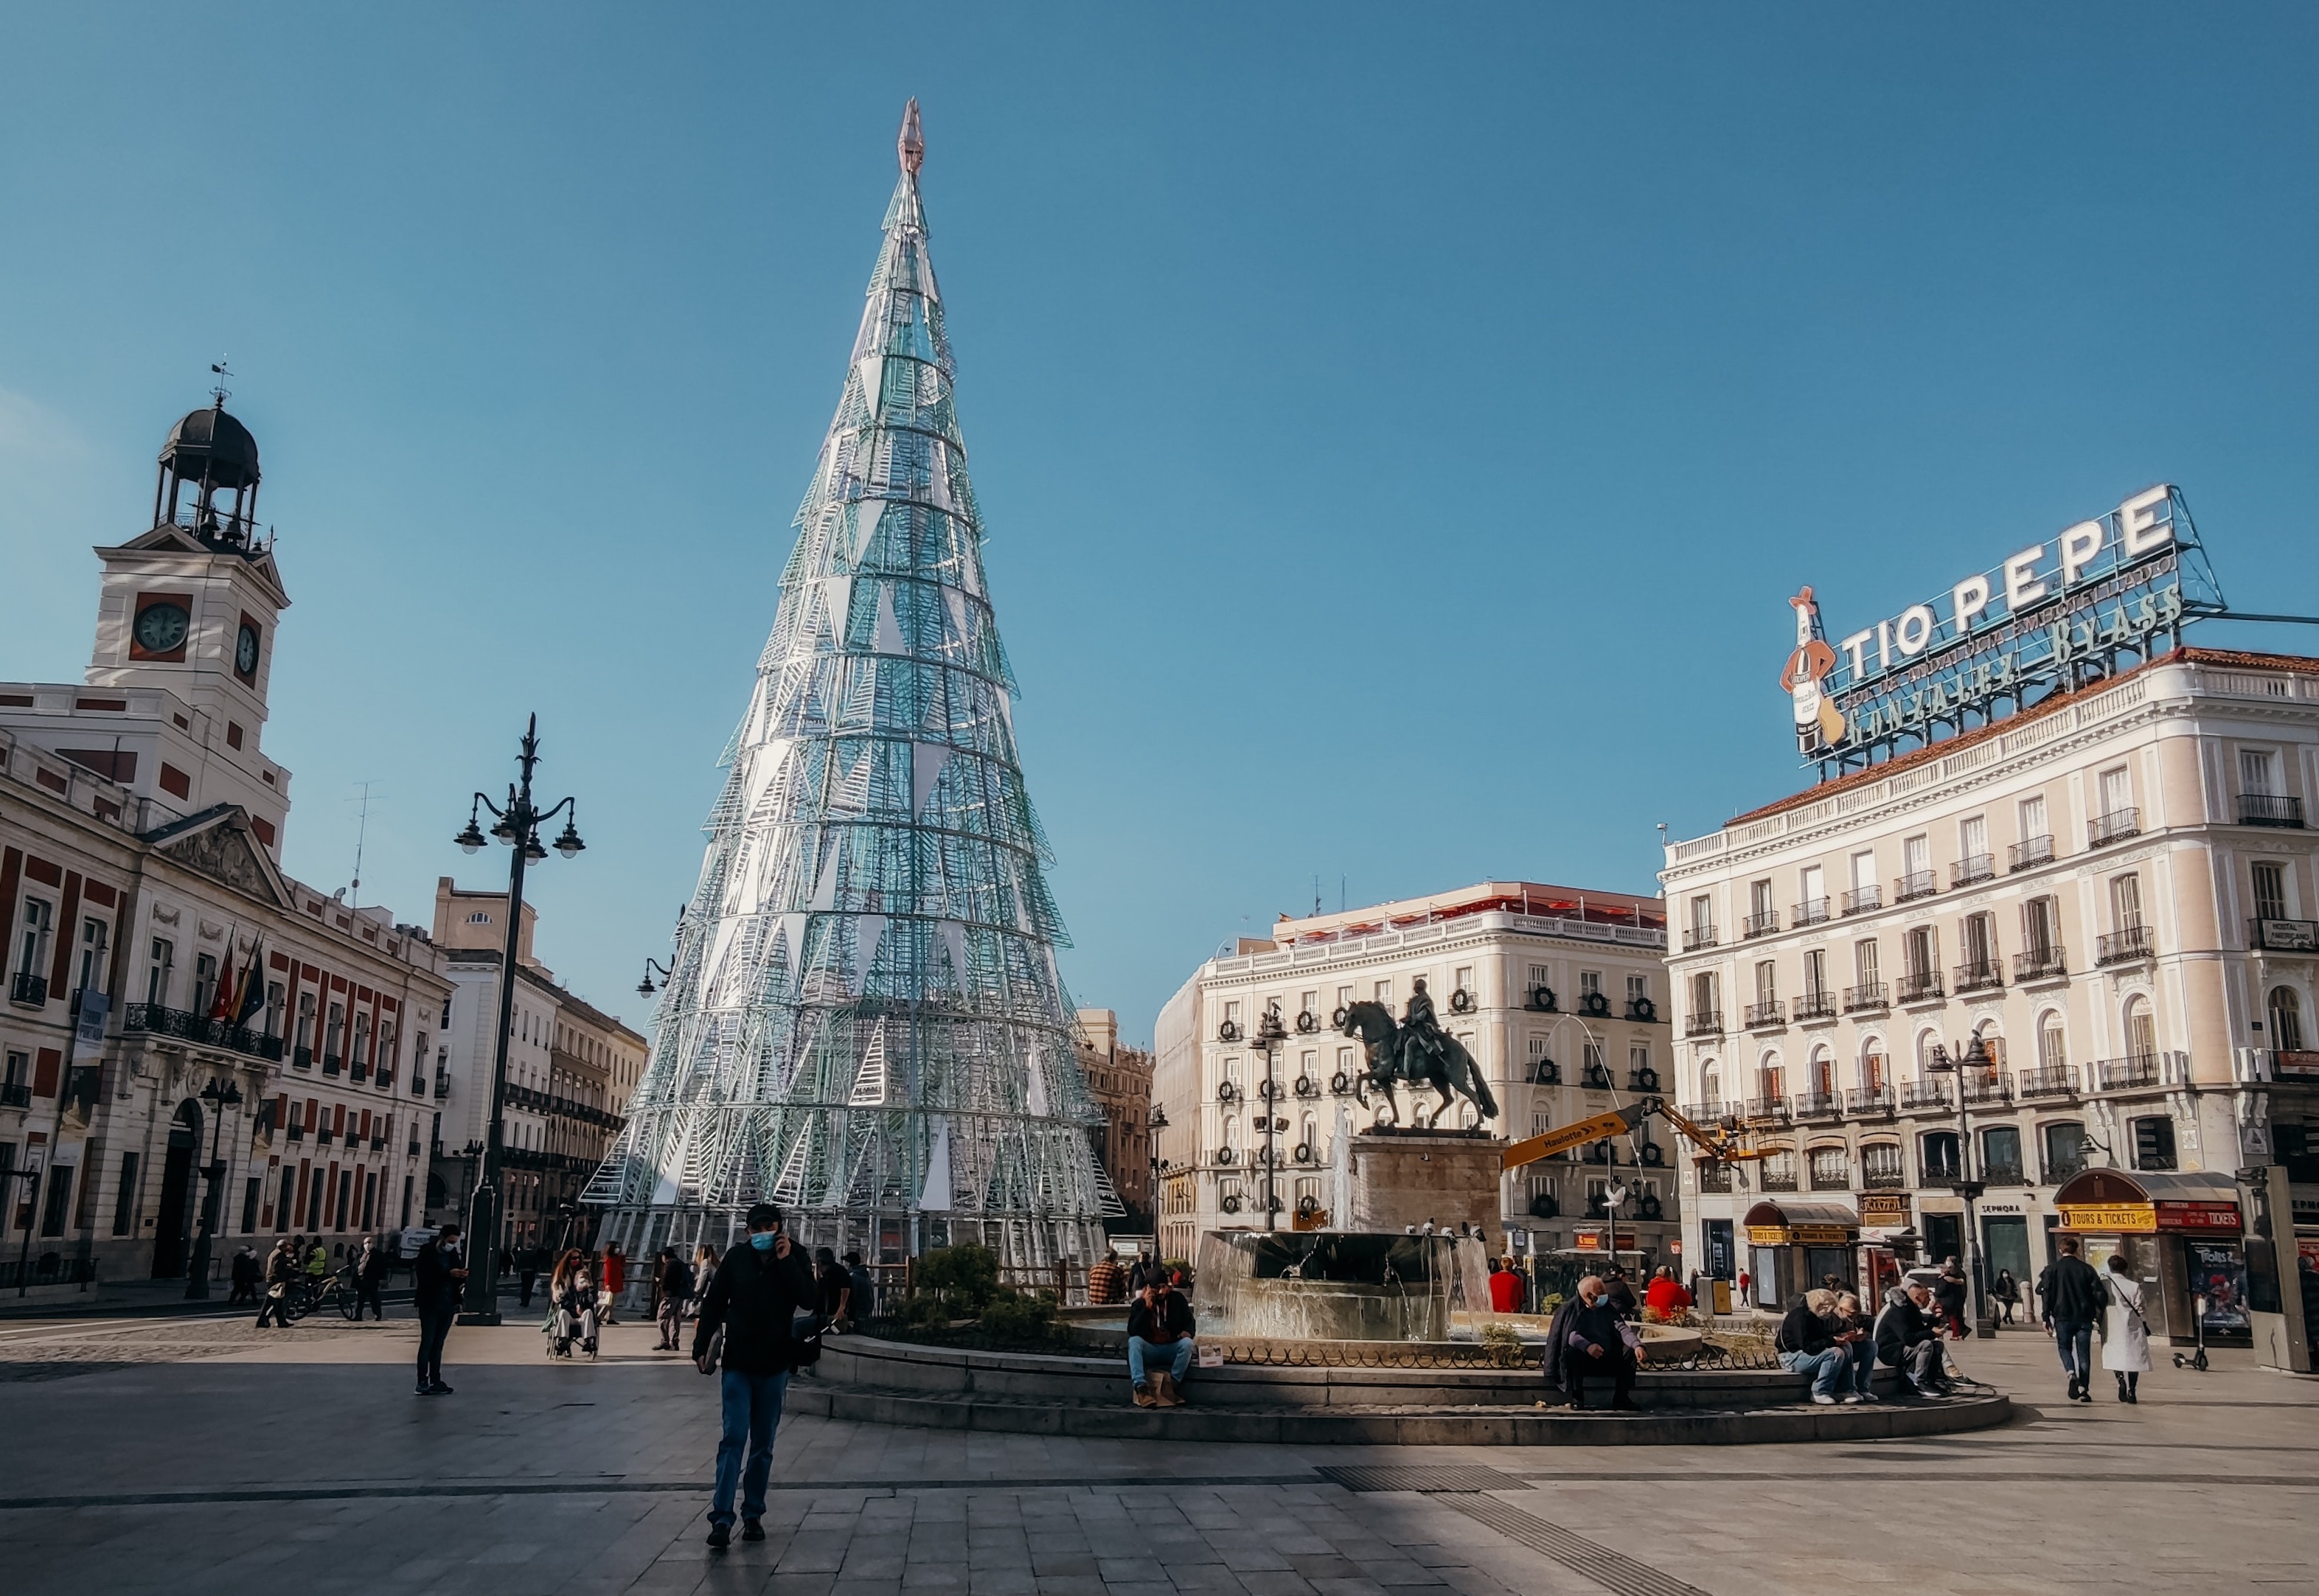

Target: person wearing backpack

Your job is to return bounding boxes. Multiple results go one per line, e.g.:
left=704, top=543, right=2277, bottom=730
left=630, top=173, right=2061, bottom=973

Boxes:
left=2098, top=1252, right=2152, bottom=1403
left=2037, top=1235, right=2106, bottom=1405
left=690, top=1202, right=818, bottom=1550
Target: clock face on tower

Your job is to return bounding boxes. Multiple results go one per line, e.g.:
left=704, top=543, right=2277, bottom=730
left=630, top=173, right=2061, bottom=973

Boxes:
left=236, top=622, right=261, bottom=677
left=133, top=601, right=190, bottom=655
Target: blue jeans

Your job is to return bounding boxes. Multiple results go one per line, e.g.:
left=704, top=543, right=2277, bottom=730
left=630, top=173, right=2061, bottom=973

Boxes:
left=1841, top=1339, right=1875, bottom=1395
left=2051, top=1319, right=2093, bottom=1379
left=1127, top=1336, right=1194, bottom=1386
left=1781, top=1346, right=1848, bottom=1398
left=711, top=1370, right=790, bottom=1527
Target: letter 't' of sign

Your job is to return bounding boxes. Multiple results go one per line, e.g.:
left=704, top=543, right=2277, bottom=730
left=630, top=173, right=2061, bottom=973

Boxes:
left=1952, top=574, right=1992, bottom=633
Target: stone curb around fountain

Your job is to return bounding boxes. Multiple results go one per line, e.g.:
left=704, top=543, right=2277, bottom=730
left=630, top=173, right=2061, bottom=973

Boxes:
left=793, top=1337, right=2013, bottom=1444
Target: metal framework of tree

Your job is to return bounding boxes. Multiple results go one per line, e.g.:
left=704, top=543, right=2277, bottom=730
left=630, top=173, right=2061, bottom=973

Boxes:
left=586, top=102, right=1114, bottom=1269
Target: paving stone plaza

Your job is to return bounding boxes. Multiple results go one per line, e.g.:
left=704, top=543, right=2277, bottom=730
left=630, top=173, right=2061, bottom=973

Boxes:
left=2, top=1311, right=2312, bottom=1596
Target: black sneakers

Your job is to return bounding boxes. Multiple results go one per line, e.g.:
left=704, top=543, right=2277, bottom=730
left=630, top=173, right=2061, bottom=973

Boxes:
left=742, top=1521, right=765, bottom=1542
left=706, top=1523, right=730, bottom=1550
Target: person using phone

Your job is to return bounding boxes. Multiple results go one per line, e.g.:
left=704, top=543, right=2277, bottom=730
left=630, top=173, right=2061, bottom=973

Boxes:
left=690, top=1201, right=818, bottom=1550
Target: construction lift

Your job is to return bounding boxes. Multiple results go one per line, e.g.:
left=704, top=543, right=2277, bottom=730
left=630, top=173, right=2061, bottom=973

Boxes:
left=1497, top=1096, right=1775, bottom=1177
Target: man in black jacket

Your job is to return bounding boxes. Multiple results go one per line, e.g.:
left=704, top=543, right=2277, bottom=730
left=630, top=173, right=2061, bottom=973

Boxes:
left=1775, top=1292, right=1847, bottom=1404
left=1872, top=1281, right=1949, bottom=1394
left=1125, top=1277, right=1197, bottom=1407
left=656, top=1247, right=695, bottom=1352
left=2037, top=1235, right=2107, bottom=1404
left=691, top=1202, right=818, bottom=1550
left=1542, top=1276, right=1636, bottom=1409
left=413, top=1224, right=467, bottom=1395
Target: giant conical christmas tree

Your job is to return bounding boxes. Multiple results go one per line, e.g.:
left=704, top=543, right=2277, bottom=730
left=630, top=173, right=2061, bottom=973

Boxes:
left=589, top=103, right=1113, bottom=1269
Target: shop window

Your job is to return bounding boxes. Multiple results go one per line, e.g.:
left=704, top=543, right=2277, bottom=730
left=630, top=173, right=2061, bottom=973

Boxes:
left=2132, top=1116, right=2177, bottom=1172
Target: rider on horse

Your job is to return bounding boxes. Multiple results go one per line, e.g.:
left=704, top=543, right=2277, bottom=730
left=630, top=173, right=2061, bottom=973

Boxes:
left=1400, top=978, right=1448, bottom=1081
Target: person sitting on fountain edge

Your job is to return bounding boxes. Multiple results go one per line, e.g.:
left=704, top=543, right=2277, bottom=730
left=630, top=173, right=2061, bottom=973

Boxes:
left=1126, top=1273, right=1197, bottom=1409
left=1543, top=1275, right=1637, bottom=1410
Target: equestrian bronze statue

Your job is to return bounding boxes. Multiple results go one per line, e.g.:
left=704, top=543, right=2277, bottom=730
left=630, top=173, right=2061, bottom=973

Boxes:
left=1335, top=977, right=1500, bottom=1129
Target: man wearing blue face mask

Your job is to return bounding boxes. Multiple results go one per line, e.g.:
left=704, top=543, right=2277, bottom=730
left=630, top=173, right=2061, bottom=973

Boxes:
left=691, top=1200, right=819, bottom=1549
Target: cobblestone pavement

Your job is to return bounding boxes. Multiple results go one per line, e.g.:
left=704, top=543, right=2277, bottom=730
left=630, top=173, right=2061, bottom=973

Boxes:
left=1, top=1313, right=2312, bottom=1596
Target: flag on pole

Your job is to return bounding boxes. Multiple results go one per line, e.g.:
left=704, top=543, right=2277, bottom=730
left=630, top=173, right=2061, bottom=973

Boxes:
left=234, top=939, right=267, bottom=1027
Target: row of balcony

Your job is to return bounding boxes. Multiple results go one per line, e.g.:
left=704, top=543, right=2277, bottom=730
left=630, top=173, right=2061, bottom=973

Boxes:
left=1687, top=940, right=2144, bottom=1039
left=1679, top=1059, right=2163, bottom=1129
left=1707, top=1157, right=2071, bottom=1196
left=122, top=1003, right=287, bottom=1064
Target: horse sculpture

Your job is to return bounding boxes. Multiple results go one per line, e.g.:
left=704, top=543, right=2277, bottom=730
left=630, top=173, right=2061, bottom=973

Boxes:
left=1336, top=1000, right=1500, bottom=1129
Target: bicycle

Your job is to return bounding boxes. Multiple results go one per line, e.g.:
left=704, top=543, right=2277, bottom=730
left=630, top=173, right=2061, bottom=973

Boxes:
left=279, top=1266, right=364, bottom=1324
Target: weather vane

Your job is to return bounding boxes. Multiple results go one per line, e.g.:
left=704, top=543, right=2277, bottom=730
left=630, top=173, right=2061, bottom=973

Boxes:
left=209, top=357, right=232, bottom=405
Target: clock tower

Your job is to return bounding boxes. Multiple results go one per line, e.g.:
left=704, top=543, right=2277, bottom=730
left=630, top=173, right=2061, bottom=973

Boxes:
left=0, top=393, right=294, bottom=852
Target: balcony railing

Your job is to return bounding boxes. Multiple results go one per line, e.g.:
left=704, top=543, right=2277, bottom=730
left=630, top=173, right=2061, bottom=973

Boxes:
left=1953, top=961, right=2004, bottom=995
left=1843, top=981, right=1889, bottom=1014
left=122, top=1003, right=286, bottom=1062
left=1845, top=1087, right=1894, bottom=1115
left=1793, top=990, right=1838, bottom=1022
left=2041, top=1154, right=2088, bottom=1185
left=1680, top=1101, right=1729, bottom=1124
left=321, top=1053, right=342, bottom=1076
left=10, top=971, right=47, bottom=1007
left=292, top=1045, right=312, bottom=1069
left=1745, top=1000, right=1785, bottom=1029
left=2237, top=793, right=2304, bottom=829
left=2096, top=924, right=2154, bottom=966
left=2009, top=834, right=2055, bottom=871
left=1842, top=885, right=1882, bottom=916
left=1697, top=1163, right=1733, bottom=1193
left=1860, top=1165, right=1908, bottom=1190
left=2096, top=1053, right=2161, bottom=1090
left=0, top=1081, right=29, bottom=1109
left=1895, top=871, right=1939, bottom=904
left=1959, top=1070, right=2011, bottom=1106
left=1742, top=1097, right=1791, bottom=1123
left=1899, top=1078, right=1953, bottom=1110
left=1682, top=925, right=1718, bottom=952
left=1758, top=1167, right=1800, bottom=1193
left=350, top=1062, right=369, bottom=1084
left=1793, top=898, right=1831, bottom=927
left=1896, top=971, right=1944, bottom=1004
left=1792, top=1091, right=1840, bottom=1118
left=2016, top=1065, right=2078, bottom=1098
left=1742, top=910, right=1781, bottom=939
left=2089, top=807, right=2141, bottom=848
left=2014, top=947, right=2068, bottom=983
left=1951, top=854, right=1995, bottom=888
left=1983, top=1162, right=2027, bottom=1188
left=1684, top=1010, right=1723, bottom=1039
left=2250, top=918, right=2319, bottom=953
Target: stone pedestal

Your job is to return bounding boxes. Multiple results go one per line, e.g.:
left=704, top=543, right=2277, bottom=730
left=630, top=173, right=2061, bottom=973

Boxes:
left=1345, top=1129, right=1505, bottom=1236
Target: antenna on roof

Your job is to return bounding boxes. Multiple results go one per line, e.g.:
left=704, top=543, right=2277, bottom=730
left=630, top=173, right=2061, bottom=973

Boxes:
left=209, top=357, right=232, bottom=405
left=347, top=780, right=383, bottom=907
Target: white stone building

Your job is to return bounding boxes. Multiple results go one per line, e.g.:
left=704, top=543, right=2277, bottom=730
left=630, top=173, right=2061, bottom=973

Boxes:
left=1152, top=881, right=1675, bottom=1267
left=1663, top=647, right=2319, bottom=1335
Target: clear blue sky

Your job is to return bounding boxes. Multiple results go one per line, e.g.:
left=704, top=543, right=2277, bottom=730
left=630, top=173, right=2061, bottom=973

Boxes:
left=4, top=7, right=2316, bottom=1045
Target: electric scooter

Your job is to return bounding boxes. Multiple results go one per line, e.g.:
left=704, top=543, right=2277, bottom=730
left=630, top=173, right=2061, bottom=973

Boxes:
left=2171, top=1292, right=2211, bottom=1372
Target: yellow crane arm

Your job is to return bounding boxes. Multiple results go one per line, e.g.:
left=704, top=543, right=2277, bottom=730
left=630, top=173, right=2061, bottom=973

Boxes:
left=1497, top=1096, right=1775, bottom=1176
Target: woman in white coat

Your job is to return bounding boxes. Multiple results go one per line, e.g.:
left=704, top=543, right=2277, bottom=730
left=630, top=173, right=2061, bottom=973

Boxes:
left=2099, top=1252, right=2152, bottom=1403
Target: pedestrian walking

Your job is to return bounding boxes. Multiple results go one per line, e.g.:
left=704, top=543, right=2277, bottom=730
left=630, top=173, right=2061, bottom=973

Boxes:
left=2099, top=1252, right=2150, bottom=1403
left=357, top=1235, right=389, bottom=1320
left=656, top=1247, right=695, bottom=1351
left=255, top=1239, right=298, bottom=1327
left=692, top=1243, right=720, bottom=1317
left=414, top=1222, right=467, bottom=1395
left=843, top=1250, right=875, bottom=1323
left=691, top=1201, right=818, bottom=1550
left=519, top=1243, right=546, bottom=1308
left=228, top=1244, right=260, bottom=1306
left=2037, top=1235, right=2104, bottom=1405
left=1993, top=1268, right=2020, bottom=1326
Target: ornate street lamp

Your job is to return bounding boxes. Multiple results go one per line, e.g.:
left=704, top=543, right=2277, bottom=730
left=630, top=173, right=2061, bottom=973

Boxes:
left=182, top=1073, right=244, bottom=1300
left=451, top=714, right=584, bottom=1326
left=636, top=958, right=675, bottom=997
left=1921, top=1034, right=1993, bottom=1336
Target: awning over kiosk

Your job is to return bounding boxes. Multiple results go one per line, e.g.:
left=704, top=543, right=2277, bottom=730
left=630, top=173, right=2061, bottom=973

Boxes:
left=2051, top=1169, right=2243, bottom=1235
left=1742, top=1199, right=1861, bottom=1247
